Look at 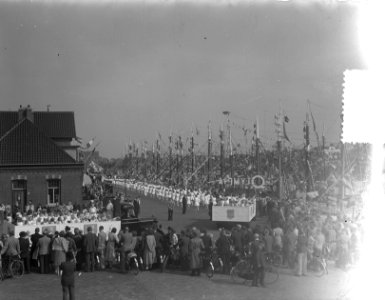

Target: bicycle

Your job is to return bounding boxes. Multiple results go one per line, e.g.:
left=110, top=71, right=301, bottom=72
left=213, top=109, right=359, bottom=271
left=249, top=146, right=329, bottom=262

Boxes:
left=205, top=250, right=224, bottom=278
left=1, top=255, right=24, bottom=280
left=264, top=251, right=283, bottom=267
left=126, top=252, right=140, bottom=275
left=230, top=255, right=279, bottom=285
left=307, top=251, right=328, bottom=277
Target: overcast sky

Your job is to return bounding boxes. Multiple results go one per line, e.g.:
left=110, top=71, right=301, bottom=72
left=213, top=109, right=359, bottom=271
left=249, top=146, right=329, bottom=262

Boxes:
left=0, top=1, right=364, bottom=158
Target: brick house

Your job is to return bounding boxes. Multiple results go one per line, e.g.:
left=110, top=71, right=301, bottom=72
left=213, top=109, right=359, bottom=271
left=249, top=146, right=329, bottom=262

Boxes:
left=0, top=106, right=84, bottom=212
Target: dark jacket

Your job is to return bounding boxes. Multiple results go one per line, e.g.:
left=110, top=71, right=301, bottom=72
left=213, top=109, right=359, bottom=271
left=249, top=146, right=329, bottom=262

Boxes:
left=216, top=235, right=231, bottom=256
left=251, top=241, right=266, bottom=268
left=31, top=233, right=42, bottom=252
left=19, top=237, right=30, bottom=258
left=83, top=232, right=97, bottom=253
left=60, top=261, right=76, bottom=286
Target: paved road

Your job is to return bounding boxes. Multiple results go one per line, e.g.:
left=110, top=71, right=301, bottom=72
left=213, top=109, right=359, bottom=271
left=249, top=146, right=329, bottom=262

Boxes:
left=0, top=265, right=351, bottom=300
left=0, top=191, right=352, bottom=300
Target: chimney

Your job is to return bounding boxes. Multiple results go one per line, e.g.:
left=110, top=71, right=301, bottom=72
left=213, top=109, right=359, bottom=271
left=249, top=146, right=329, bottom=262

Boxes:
left=18, top=105, right=34, bottom=123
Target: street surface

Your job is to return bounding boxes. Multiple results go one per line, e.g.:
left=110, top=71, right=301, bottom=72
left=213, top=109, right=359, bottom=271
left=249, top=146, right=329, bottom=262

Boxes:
left=0, top=191, right=352, bottom=300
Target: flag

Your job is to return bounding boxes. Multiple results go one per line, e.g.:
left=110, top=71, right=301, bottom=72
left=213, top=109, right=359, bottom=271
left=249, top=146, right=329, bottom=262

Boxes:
left=196, top=127, right=200, bottom=136
left=86, top=137, right=95, bottom=149
left=310, top=110, right=320, bottom=147
left=283, top=119, right=291, bottom=143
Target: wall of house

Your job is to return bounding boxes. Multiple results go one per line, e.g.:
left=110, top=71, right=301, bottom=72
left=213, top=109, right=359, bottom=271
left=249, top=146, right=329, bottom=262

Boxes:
left=0, top=166, right=83, bottom=208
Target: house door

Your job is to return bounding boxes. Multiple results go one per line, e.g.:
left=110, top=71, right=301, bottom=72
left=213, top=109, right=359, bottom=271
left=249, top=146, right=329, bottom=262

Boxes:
left=11, top=180, right=27, bottom=213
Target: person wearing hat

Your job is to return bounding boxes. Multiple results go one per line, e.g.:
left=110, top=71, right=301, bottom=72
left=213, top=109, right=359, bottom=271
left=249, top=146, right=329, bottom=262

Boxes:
left=250, top=233, right=266, bottom=287
left=188, top=230, right=205, bottom=276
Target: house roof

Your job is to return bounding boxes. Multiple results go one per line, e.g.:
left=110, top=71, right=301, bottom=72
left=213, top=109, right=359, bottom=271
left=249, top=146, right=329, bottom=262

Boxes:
left=0, top=111, right=76, bottom=139
left=0, top=119, right=79, bottom=166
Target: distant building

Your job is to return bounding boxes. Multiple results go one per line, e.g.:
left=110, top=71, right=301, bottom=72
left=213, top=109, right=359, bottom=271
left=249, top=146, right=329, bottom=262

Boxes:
left=0, top=106, right=83, bottom=212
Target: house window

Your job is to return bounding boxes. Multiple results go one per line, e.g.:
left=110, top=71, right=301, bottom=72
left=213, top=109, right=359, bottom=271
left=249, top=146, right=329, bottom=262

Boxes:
left=47, top=179, right=61, bottom=205
left=11, top=179, right=27, bottom=212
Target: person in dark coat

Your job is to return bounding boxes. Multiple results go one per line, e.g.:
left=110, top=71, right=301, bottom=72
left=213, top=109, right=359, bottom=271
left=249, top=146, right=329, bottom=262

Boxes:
left=73, top=228, right=83, bottom=271
left=250, top=234, right=266, bottom=287
left=215, top=229, right=232, bottom=274
left=19, top=231, right=31, bottom=273
left=182, top=196, right=187, bottom=215
left=208, top=200, right=213, bottom=220
left=167, top=201, right=174, bottom=221
left=30, top=227, right=42, bottom=270
left=133, top=197, right=141, bottom=218
left=59, top=251, right=76, bottom=300
left=83, top=226, right=97, bottom=272
left=231, top=225, right=244, bottom=253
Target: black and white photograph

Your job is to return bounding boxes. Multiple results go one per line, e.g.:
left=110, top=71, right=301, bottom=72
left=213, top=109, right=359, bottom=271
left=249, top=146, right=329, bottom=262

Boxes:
left=0, top=0, right=377, bottom=299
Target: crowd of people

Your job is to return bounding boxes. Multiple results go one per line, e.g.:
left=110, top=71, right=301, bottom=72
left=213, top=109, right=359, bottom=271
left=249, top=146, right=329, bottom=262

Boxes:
left=0, top=198, right=116, bottom=226
left=0, top=175, right=362, bottom=291
left=0, top=204, right=361, bottom=288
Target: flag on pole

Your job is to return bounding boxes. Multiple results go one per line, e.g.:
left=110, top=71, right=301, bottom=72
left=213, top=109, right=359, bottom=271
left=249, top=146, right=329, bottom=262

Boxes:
left=283, top=114, right=291, bottom=143
left=86, top=137, right=95, bottom=149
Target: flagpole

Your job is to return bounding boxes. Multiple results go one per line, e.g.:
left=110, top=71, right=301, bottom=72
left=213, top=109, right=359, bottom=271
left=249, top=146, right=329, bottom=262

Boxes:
left=275, top=106, right=283, bottom=200
left=208, top=121, right=212, bottom=184
left=322, top=124, right=326, bottom=181
left=136, top=143, right=139, bottom=178
left=220, top=124, right=224, bottom=181
left=175, top=135, right=179, bottom=186
left=191, top=127, right=195, bottom=190
left=156, top=139, right=160, bottom=178
left=304, top=115, right=310, bottom=198
left=341, top=142, right=345, bottom=205
left=169, top=131, right=173, bottom=186
left=230, top=126, right=234, bottom=191
left=255, top=116, right=260, bottom=174
left=179, top=135, right=183, bottom=187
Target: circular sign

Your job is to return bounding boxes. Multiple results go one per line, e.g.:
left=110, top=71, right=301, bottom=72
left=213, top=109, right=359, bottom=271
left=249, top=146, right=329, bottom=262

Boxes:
left=252, top=175, right=265, bottom=189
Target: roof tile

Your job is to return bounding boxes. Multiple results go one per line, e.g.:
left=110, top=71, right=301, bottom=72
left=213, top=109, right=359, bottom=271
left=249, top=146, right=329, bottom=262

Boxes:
left=0, top=119, right=78, bottom=166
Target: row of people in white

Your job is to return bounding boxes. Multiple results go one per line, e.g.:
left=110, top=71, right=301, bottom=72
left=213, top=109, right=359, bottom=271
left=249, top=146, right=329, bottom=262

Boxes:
left=115, top=180, right=255, bottom=208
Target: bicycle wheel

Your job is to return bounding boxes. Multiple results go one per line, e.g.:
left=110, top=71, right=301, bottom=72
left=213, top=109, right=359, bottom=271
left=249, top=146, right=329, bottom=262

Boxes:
left=214, top=257, right=224, bottom=274
left=264, top=264, right=279, bottom=285
left=272, top=253, right=283, bottom=267
left=308, top=259, right=325, bottom=277
left=230, top=260, right=249, bottom=285
left=206, top=261, right=214, bottom=278
left=10, top=260, right=24, bottom=279
left=131, top=258, right=140, bottom=276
